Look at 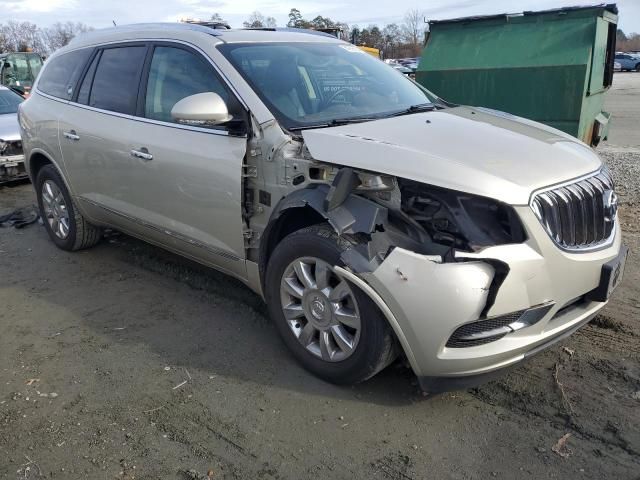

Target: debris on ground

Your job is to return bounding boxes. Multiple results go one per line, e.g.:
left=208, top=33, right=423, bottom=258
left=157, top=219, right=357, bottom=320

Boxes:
left=37, top=392, right=58, bottom=398
left=182, top=468, right=214, bottom=479
left=553, top=363, right=574, bottom=415
left=552, top=433, right=573, bottom=458
left=0, top=205, right=39, bottom=228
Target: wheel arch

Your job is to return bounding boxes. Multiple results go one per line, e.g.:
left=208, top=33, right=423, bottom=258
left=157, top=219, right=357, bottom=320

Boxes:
left=259, top=203, right=327, bottom=286
left=28, top=149, right=67, bottom=188
left=258, top=184, right=388, bottom=286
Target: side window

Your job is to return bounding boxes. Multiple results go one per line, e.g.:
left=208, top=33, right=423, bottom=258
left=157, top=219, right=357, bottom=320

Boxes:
left=37, top=49, right=92, bottom=100
left=144, top=46, right=235, bottom=126
left=89, top=46, right=146, bottom=114
left=76, top=53, right=99, bottom=105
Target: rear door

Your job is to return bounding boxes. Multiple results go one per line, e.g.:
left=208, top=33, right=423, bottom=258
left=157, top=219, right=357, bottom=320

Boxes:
left=124, top=43, right=248, bottom=277
left=58, top=44, right=149, bottom=225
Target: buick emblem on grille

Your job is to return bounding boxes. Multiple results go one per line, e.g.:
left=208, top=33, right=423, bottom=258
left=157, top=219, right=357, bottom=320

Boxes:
left=603, top=189, right=618, bottom=222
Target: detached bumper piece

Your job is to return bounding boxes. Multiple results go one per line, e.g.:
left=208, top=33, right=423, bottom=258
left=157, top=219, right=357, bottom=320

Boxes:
left=445, top=302, right=555, bottom=348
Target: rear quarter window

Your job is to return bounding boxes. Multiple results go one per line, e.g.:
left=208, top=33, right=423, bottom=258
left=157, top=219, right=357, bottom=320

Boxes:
left=37, top=49, right=93, bottom=100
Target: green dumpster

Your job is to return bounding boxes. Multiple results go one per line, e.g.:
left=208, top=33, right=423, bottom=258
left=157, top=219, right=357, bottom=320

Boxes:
left=416, top=4, right=618, bottom=146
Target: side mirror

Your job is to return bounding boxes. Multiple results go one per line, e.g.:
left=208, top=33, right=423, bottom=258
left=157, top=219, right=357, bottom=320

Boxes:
left=171, top=92, right=232, bottom=126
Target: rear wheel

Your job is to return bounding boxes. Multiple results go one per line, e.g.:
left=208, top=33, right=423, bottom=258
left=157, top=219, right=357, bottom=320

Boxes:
left=35, top=165, right=101, bottom=251
left=265, top=225, right=397, bottom=385
left=635, top=63, right=640, bottom=72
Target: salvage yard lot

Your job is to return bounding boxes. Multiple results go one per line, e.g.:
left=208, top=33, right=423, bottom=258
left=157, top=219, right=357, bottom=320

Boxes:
left=1, top=74, right=639, bottom=479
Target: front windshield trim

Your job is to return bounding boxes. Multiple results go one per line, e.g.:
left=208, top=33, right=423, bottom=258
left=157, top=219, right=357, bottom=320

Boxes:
left=217, top=41, right=441, bottom=131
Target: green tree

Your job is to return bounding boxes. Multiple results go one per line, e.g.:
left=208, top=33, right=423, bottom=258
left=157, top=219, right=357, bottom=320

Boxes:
left=309, top=16, right=335, bottom=29
left=287, top=8, right=309, bottom=28
left=350, top=26, right=360, bottom=44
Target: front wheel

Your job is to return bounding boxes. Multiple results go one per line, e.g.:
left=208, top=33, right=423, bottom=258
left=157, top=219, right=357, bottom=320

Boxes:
left=265, top=225, right=397, bottom=385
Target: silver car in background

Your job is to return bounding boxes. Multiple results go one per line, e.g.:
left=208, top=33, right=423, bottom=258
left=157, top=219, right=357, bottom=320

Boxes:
left=18, top=24, right=626, bottom=392
left=0, top=85, right=26, bottom=183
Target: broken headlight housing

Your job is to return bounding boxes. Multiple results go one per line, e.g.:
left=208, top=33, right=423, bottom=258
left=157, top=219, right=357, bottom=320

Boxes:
left=399, top=179, right=526, bottom=252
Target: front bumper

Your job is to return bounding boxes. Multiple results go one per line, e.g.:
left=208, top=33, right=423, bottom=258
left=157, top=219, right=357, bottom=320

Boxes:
left=355, top=206, right=624, bottom=390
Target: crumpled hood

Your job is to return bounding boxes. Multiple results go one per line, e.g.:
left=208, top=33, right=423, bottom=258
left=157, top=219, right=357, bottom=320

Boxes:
left=0, top=113, right=20, bottom=142
left=301, top=106, right=602, bottom=205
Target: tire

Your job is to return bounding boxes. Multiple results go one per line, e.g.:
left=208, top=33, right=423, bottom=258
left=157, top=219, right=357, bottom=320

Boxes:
left=265, top=225, right=397, bottom=385
left=35, top=164, right=101, bottom=251
left=636, top=64, right=640, bottom=72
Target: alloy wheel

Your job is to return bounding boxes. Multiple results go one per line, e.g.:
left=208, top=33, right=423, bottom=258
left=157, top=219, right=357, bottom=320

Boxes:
left=41, top=180, right=70, bottom=239
left=280, top=257, right=361, bottom=362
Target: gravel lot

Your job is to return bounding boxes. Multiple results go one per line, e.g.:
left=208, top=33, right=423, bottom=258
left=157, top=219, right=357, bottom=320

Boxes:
left=1, top=74, right=639, bottom=480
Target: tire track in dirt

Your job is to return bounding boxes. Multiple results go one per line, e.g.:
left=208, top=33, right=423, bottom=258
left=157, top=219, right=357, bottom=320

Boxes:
left=471, top=321, right=640, bottom=463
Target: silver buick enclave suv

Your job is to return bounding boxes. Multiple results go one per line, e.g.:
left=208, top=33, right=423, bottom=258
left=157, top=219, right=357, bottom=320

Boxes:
left=19, top=24, right=627, bottom=392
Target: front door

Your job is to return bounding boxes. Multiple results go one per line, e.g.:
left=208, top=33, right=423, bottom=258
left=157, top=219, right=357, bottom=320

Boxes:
left=116, top=43, right=248, bottom=278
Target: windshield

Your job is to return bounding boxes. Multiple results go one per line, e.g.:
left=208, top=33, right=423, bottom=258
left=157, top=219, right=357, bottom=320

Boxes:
left=0, top=89, right=23, bottom=114
left=218, top=42, right=438, bottom=130
left=7, top=55, right=31, bottom=83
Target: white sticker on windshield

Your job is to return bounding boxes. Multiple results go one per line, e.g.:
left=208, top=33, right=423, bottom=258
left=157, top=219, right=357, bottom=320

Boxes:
left=339, top=45, right=365, bottom=53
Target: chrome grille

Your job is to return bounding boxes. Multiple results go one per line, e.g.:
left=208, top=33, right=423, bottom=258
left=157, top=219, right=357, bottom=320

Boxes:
left=531, top=168, right=616, bottom=250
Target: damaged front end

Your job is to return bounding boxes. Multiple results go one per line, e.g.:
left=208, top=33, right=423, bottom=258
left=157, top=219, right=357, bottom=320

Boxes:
left=0, top=138, right=27, bottom=184
left=259, top=148, right=538, bottom=380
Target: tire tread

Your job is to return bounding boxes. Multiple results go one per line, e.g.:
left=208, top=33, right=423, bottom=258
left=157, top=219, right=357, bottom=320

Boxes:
left=36, top=165, right=101, bottom=251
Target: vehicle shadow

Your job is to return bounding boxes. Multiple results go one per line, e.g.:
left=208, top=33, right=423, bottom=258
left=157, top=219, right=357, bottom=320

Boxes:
left=71, top=229, right=424, bottom=406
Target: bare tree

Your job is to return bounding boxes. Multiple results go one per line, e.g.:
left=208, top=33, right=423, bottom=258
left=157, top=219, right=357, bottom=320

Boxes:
left=41, top=22, right=92, bottom=54
left=402, top=9, right=425, bottom=48
left=243, top=11, right=277, bottom=29
left=209, top=13, right=228, bottom=25
left=0, top=21, right=46, bottom=54
left=617, top=30, right=640, bottom=51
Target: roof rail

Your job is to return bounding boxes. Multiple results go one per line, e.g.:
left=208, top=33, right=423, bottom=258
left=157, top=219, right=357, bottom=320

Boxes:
left=241, top=27, right=338, bottom=38
left=182, top=20, right=231, bottom=30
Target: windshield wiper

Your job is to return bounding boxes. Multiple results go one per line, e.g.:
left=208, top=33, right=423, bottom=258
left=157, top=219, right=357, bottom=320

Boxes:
left=329, top=117, right=381, bottom=126
left=289, top=116, right=380, bottom=132
left=387, top=103, right=436, bottom=117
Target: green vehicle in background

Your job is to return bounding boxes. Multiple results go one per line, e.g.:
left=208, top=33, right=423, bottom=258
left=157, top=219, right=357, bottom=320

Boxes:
left=0, top=52, right=44, bottom=97
left=416, top=4, right=618, bottom=147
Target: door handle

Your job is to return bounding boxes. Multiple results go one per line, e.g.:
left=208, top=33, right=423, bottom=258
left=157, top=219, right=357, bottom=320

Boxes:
left=130, top=148, right=153, bottom=161
left=63, top=130, right=80, bottom=141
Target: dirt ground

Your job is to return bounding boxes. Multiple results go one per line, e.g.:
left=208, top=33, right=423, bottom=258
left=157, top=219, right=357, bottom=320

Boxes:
left=1, top=75, right=639, bottom=480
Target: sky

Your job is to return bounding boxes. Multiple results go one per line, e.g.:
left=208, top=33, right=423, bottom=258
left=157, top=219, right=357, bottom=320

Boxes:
left=1, top=0, right=639, bottom=34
